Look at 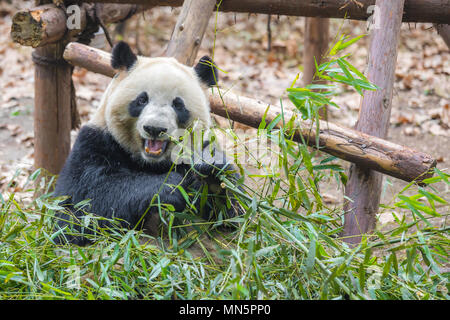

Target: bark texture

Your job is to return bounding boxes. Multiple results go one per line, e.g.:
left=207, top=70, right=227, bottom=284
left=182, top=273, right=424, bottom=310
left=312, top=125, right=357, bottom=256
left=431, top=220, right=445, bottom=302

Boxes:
left=343, top=0, right=406, bottom=244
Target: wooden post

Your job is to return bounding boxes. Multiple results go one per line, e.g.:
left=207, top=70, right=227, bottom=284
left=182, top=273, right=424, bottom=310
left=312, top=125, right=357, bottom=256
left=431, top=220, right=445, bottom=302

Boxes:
left=303, top=17, right=329, bottom=119
left=343, top=0, right=406, bottom=244
left=62, top=42, right=436, bottom=183
left=303, top=18, right=329, bottom=85
left=165, top=0, right=217, bottom=66
left=33, top=41, right=72, bottom=175
left=30, top=0, right=72, bottom=176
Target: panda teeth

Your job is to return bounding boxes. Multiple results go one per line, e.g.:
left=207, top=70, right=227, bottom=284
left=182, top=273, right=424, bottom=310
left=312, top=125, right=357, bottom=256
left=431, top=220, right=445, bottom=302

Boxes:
left=144, top=139, right=167, bottom=156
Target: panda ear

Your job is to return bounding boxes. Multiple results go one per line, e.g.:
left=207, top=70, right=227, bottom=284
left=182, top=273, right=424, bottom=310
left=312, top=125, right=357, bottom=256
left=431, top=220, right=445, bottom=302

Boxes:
left=111, top=41, right=137, bottom=71
left=194, top=56, right=218, bottom=87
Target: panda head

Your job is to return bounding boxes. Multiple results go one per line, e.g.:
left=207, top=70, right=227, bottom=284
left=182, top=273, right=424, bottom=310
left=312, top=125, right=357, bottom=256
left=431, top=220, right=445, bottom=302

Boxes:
left=91, top=41, right=218, bottom=165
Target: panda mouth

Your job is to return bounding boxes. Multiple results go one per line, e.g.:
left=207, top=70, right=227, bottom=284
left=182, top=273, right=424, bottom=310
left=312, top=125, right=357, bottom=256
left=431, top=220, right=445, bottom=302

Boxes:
left=143, top=139, right=169, bottom=157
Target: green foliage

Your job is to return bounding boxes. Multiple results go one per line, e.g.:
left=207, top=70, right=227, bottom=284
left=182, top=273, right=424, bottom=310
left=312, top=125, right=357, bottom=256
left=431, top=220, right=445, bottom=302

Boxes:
left=0, top=166, right=448, bottom=300
left=287, top=34, right=378, bottom=121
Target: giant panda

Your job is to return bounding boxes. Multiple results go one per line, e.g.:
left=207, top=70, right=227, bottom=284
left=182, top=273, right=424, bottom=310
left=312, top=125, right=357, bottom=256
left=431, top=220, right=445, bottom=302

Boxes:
left=53, top=41, right=242, bottom=245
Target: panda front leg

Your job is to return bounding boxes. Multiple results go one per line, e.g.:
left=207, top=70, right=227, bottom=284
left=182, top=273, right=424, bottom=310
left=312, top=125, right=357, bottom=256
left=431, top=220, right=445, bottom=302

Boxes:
left=101, top=170, right=191, bottom=228
left=55, top=168, right=190, bottom=243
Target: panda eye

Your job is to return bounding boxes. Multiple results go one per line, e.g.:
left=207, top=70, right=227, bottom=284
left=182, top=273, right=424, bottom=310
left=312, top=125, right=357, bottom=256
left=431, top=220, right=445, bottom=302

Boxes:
left=172, top=97, right=185, bottom=111
left=137, top=93, right=148, bottom=106
left=129, top=92, right=149, bottom=117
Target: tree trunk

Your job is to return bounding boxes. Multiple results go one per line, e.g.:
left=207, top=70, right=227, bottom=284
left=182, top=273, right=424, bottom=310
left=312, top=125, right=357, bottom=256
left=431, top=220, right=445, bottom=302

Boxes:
left=62, top=42, right=436, bottom=183
left=85, top=0, right=450, bottom=24
left=343, top=0, right=406, bottom=245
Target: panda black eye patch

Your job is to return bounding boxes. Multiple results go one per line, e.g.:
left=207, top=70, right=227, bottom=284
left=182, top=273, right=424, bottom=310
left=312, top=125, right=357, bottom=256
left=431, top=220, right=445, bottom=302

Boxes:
left=129, top=92, right=149, bottom=117
left=172, top=97, right=190, bottom=125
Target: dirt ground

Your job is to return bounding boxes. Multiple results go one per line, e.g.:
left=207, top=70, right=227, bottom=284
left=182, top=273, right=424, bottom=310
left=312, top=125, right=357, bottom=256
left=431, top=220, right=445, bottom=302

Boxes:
left=0, top=3, right=449, bottom=226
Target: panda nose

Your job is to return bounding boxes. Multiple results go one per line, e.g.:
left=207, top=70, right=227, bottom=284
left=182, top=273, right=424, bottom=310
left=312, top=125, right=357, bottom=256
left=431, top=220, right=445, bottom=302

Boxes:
left=143, top=126, right=167, bottom=138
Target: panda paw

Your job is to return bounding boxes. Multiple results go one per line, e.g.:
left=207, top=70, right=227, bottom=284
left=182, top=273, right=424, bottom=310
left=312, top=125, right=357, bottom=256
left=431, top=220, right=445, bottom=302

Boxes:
left=193, top=161, right=231, bottom=179
left=165, top=188, right=189, bottom=212
left=225, top=194, right=245, bottom=219
left=191, top=144, right=232, bottom=181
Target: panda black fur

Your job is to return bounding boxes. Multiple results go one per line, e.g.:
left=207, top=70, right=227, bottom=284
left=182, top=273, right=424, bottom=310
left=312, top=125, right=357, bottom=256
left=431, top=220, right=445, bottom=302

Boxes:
left=53, top=42, right=241, bottom=245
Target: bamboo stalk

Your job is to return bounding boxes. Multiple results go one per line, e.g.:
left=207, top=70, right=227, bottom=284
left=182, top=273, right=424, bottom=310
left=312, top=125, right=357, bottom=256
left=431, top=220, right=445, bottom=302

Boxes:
left=62, top=42, right=436, bottom=183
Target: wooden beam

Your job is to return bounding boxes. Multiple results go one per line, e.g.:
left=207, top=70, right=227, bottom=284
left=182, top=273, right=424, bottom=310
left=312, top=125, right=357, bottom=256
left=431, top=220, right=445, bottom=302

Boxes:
left=343, top=0, right=406, bottom=245
left=13, top=1, right=449, bottom=48
left=62, top=42, right=436, bottom=183
left=165, top=0, right=217, bottom=66
left=82, top=0, right=450, bottom=24
left=63, top=41, right=116, bottom=77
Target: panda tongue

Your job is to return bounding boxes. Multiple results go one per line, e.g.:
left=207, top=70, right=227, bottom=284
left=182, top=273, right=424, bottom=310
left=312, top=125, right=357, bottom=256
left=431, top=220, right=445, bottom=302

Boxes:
left=145, top=139, right=164, bottom=154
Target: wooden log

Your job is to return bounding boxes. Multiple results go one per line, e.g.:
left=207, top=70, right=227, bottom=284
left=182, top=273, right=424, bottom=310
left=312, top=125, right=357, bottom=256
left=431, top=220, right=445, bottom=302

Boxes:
left=84, top=0, right=450, bottom=24
left=62, top=42, right=436, bottom=183
left=165, top=0, right=217, bottom=66
left=11, top=3, right=144, bottom=48
left=343, top=0, right=406, bottom=245
left=64, top=41, right=116, bottom=77
left=11, top=4, right=70, bottom=48
left=303, top=17, right=330, bottom=120
left=435, top=24, right=450, bottom=49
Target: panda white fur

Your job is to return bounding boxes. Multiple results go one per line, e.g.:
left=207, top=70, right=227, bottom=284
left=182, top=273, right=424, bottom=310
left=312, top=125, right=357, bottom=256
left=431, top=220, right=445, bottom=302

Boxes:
left=53, top=42, right=241, bottom=245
